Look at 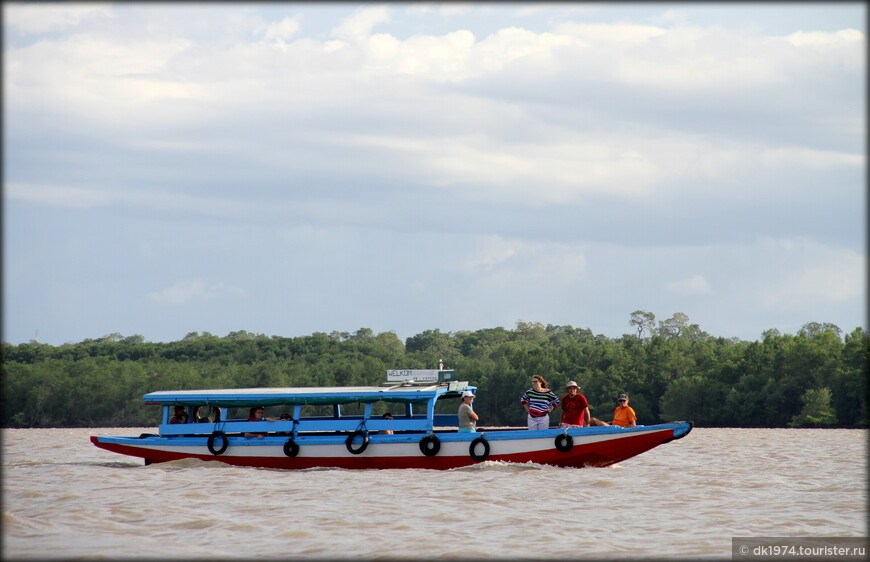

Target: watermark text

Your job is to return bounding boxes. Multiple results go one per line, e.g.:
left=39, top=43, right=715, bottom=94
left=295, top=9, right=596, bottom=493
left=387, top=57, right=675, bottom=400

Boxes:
left=733, top=537, right=867, bottom=560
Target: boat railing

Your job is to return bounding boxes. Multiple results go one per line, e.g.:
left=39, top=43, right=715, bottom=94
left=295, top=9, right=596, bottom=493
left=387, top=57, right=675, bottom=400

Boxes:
left=157, top=416, right=440, bottom=436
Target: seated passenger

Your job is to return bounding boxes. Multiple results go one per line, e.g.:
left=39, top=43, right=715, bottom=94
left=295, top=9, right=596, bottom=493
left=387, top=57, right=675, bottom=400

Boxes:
left=380, top=412, right=394, bottom=435
left=244, top=406, right=275, bottom=438
left=211, top=406, right=222, bottom=422
left=169, top=406, right=188, bottom=424
left=589, top=394, right=637, bottom=427
left=276, top=411, right=292, bottom=435
left=194, top=406, right=209, bottom=423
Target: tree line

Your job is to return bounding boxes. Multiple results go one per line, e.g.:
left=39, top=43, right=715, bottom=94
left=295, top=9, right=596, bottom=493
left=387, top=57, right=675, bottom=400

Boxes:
left=2, top=312, right=867, bottom=429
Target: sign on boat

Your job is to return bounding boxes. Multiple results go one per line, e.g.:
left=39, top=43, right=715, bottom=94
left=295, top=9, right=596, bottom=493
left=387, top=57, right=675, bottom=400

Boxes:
left=91, top=369, right=692, bottom=470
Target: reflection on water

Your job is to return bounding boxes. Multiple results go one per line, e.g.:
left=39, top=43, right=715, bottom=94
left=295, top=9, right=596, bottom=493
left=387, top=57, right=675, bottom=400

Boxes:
left=2, top=427, right=867, bottom=559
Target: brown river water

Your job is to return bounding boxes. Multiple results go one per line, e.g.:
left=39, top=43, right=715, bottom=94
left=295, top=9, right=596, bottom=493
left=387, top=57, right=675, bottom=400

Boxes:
left=2, top=427, right=866, bottom=560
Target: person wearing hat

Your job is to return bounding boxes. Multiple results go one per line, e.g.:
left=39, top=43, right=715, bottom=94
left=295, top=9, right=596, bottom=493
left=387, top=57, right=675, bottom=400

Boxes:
left=457, top=390, right=479, bottom=433
left=589, top=394, right=637, bottom=427
left=611, top=394, right=637, bottom=427
left=558, top=381, right=590, bottom=428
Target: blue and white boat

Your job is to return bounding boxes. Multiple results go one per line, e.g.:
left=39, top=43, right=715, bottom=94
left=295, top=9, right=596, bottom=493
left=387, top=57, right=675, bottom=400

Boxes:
left=91, top=370, right=692, bottom=470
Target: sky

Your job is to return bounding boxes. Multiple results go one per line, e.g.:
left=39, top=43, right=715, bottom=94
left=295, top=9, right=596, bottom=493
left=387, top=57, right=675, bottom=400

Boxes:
left=3, top=2, right=866, bottom=346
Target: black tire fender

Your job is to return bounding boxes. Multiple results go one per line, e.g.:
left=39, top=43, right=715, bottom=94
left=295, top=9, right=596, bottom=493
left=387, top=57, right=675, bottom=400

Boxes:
left=419, top=434, right=441, bottom=456
left=555, top=433, right=573, bottom=452
left=207, top=431, right=229, bottom=455
left=345, top=430, right=369, bottom=454
left=469, top=436, right=490, bottom=461
left=283, top=438, right=300, bottom=457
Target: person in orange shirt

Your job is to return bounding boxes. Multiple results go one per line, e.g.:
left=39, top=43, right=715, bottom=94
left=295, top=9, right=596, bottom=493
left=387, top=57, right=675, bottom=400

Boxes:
left=589, top=394, right=637, bottom=427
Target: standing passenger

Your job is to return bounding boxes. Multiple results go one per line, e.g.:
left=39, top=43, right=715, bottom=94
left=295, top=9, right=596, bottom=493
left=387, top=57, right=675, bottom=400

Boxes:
left=559, top=381, right=589, bottom=428
left=457, top=390, right=479, bottom=433
left=520, top=376, right=559, bottom=430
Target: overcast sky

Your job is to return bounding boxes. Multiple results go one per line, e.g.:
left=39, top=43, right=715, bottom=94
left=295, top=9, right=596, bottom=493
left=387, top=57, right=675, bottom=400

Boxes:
left=3, top=2, right=866, bottom=346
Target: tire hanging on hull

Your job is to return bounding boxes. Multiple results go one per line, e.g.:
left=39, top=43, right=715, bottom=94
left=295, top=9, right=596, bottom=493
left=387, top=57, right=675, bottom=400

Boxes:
left=345, top=430, right=369, bottom=454
left=207, top=431, right=229, bottom=455
left=283, top=438, right=300, bottom=457
left=555, top=433, right=573, bottom=452
left=419, top=434, right=441, bottom=456
left=469, top=436, right=490, bottom=461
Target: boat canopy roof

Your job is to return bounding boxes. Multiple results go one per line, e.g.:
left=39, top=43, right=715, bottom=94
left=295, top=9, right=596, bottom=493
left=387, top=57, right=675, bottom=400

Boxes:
left=143, top=382, right=474, bottom=407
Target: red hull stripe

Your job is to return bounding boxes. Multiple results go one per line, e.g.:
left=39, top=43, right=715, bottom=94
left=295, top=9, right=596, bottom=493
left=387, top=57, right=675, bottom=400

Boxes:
left=90, top=429, right=678, bottom=470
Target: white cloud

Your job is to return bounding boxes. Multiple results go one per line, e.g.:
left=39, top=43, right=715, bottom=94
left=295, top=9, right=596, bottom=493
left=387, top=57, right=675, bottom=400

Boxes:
left=786, top=28, right=864, bottom=46
left=5, top=183, right=113, bottom=209
left=463, top=235, right=518, bottom=271
left=758, top=240, right=865, bottom=308
left=4, top=8, right=864, bottom=213
left=760, top=147, right=865, bottom=169
left=331, top=5, right=390, bottom=42
left=5, top=183, right=262, bottom=219
left=148, top=280, right=247, bottom=305
left=264, top=16, right=300, bottom=41
left=3, top=4, right=864, bottom=346
left=664, top=274, right=713, bottom=296
left=462, top=235, right=587, bottom=287
left=554, top=21, right=666, bottom=46
left=5, top=3, right=112, bottom=33
left=5, top=34, right=196, bottom=120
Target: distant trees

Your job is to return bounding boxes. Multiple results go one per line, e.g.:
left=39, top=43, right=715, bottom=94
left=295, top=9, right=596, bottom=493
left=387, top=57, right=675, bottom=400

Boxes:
left=2, top=316, right=867, bottom=429
left=630, top=310, right=656, bottom=338
left=789, top=388, right=837, bottom=427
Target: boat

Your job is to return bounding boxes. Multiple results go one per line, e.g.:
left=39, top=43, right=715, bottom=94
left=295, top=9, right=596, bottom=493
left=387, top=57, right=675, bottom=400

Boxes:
left=91, top=369, right=692, bottom=470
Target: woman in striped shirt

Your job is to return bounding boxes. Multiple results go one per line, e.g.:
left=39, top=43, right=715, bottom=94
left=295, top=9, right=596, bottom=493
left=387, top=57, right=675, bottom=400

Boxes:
left=520, top=375, right=560, bottom=430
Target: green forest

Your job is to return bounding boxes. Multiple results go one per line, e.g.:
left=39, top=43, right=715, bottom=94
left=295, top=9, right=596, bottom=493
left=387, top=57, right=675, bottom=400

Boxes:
left=2, top=311, right=867, bottom=429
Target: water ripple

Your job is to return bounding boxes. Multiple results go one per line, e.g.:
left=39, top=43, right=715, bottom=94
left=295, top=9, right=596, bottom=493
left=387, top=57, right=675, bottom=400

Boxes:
left=2, top=427, right=866, bottom=559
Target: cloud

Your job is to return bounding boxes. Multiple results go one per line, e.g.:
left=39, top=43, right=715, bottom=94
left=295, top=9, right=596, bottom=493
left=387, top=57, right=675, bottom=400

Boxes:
left=3, top=4, right=864, bottom=346
left=5, top=183, right=113, bottom=209
left=264, top=16, right=300, bottom=41
left=5, top=3, right=112, bottom=34
left=2, top=6, right=862, bottom=243
left=757, top=240, right=865, bottom=308
left=664, top=274, right=713, bottom=296
left=331, top=5, right=390, bottom=42
left=405, top=3, right=475, bottom=18
left=5, top=183, right=262, bottom=219
left=461, top=235, right=587, bottom=288
left=463, top=235, right=519, bottom=271
left=787, top=28, right=864, bottom=46
left=148, top=280, right=247, bottom=305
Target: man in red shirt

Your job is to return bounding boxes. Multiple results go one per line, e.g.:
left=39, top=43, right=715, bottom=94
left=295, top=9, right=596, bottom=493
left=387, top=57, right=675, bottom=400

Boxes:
left=559, top=381, right=590, bottom=428
left=244, top=406, right=276, bottom=438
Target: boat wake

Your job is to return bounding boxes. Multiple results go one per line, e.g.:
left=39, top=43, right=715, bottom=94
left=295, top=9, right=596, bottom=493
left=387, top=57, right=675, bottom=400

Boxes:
left=450, top=460, right=555, bottom=472
left=5, top=460, right=141, bottom=469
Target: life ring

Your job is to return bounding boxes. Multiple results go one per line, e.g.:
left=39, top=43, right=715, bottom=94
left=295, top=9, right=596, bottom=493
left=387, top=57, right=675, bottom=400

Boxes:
left=283, top=438, right=299, bottom=457
left=555, top=433, right=573, bottom=452
left=207, top=431, right=229, bottom=455
left=419, top=434, right=441, bottom=456
left=469, top=436, right=490, bottom=461
left=345, top=430, right=369, bottom=454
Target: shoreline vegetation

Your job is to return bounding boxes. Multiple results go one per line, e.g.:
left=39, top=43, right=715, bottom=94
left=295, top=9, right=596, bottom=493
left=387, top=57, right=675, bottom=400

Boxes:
left=2, top=312, right=866, bottom=429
